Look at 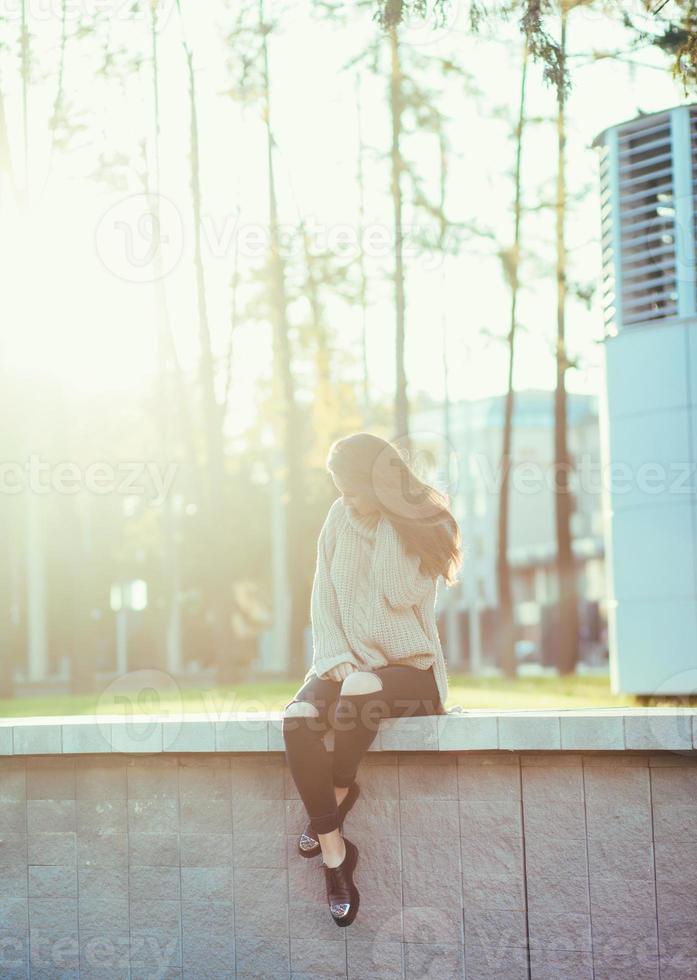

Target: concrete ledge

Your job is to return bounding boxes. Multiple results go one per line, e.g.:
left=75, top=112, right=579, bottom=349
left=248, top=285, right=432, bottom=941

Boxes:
left=1, top=708, right=696, bottom=755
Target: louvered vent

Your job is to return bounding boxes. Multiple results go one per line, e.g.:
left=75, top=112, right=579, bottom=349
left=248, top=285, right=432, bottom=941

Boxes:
left=616, top=112, right=677, bottom=326
left=691, top=107, right=697, bottom=309
left=599, top=144, right=615, bottom=331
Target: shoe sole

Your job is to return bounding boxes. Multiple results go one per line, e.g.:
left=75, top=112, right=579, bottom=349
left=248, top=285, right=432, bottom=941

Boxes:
left=331, top=843, right=360, bottom=928
left=298, top=785, right=361, bottom=860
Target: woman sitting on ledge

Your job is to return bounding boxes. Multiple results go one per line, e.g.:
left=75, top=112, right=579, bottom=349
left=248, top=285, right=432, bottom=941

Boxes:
left=282, top=431, right=462, bottom=928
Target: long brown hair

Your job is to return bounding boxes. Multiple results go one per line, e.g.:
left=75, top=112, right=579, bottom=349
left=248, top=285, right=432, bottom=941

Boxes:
left=327, top=432, right=462, bottom=586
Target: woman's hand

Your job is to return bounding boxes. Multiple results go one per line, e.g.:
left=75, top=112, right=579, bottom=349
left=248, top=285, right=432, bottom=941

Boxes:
left=326, top=662, right=357, bottom=683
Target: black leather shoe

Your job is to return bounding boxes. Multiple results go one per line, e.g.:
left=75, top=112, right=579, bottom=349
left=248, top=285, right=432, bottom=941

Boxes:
left=322, top=837, right=360, bottom=927
left=298, top=782, right=360, bottom=858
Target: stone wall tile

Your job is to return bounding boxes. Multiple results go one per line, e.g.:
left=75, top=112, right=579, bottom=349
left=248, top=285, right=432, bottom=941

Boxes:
left=75, top=764, right=127, bottom=801
left=593, top=953, right=659, bottom=980
left=653, top=803, right=697, bottom=842
left=529, top=948, right=593, bottom=979
left=0, top=769, right=26, bottom=802
left=402, top=906, right=463, bottom=944
left=27, top=832, right=76, bottom=866
left=181, top=900, right=234, bottom=975
left=465, top=908, right=528, bottom=949
left=464, top=944, right=527, bottom=980
left=78, top=830, right=127, bottom=869
left=528, top=909, right=592, bottom=951
left=127, top=764, right=179, bottom=799
left=651, top=767, right=697, bottom=804
left=3, top=744, right=697, bottom=977
left=458, top=759, right=520, bottom=802
left=526, top=874, right=589, bottom=916
left=128, top=831, right=179, bottom=867
left=522, top=763, right=584, bottom=803
left=13, top=726, right=62, bottom=756
left=398, top=757, right=457, bottom=799
left=77, top=933, right=132, bottom=978
left=524, top=800, right=586, bottom=839
left=0, top=801, right=26, bottom=834
left=349, top=762, right=399, bottom=800
left=591, top=912, right=658, bottom=958
left=561, top=715, right=625, bottom=751
left=584, top=765, right=650, bottom=807
left=129, top=866, right=181, bottom=902
left=499, top=715, right=561, bottom=751
left=110, top=722, right=163, bottom=754
left=235, top=935, right=290, bottom=978
left=659, top=954, right=697, bottom=978
left=460, top=798, right=522, bottom=838
left=233, top=830, right=287, bottom=869
left=0, top=833, right=27, bottom=870
left=179, top=832, right=232, bottom=868
left=178, top=765, right=229, bottom=800
left=78, top=867, right=129, bottom=935
left=289, top=937, right=347, bottom=978
left=405, top=942, right=465, bottom=979
left=179, top=798, right=231, bottom=834
left=587, top=839, right=655, bottom=881
left=524, top=835, right=588, bottom=879
left=349, top=798, right=400, bottom=836
left=625, top=714, right=692, bottom=751
left=438, top=713, right=498, bottom=752
left=232, top=797, right=284, bottom=835
left=346, top=939, right=404, bottom=980
left=462, top=872, right=526, bottom=911
left=399, top=799, right=458, bottom=837
left=27, top=799, right=75, bottom=834
left=127, top=798, right=179, bottom=835
left=231, top=758, right=285, bottom=800
left=234, top=868, right=289, bottom=938
left=461, top=834, right=524, bottom=879
left=76, top=799, right=126, bottom=834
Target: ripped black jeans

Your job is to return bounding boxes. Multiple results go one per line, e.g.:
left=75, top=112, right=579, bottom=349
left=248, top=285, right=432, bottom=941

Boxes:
left=282, top=664, right=444, bottom=835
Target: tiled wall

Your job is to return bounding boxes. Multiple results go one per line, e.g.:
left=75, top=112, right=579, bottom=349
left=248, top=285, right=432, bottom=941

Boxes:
left=0, top=750, right=695, bottom=979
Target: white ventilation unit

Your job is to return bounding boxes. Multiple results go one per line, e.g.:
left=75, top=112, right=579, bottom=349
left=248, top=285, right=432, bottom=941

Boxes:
left=594, top=106, right=697, bottom=696
left=596, top=107, right=697, bottom=333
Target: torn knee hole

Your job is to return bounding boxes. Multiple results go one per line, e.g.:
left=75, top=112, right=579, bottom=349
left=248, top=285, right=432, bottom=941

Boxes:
left=283, top=700, right=319, bottom=720
left=340, top=671, right=383, bottom=696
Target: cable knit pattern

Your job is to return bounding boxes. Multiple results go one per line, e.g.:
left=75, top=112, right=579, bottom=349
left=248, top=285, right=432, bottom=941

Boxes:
left=305, top=497, right=450, bottom=707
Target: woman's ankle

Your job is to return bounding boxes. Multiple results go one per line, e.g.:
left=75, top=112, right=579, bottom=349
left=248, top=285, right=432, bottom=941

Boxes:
left=318, top=830, right=346, bottom=868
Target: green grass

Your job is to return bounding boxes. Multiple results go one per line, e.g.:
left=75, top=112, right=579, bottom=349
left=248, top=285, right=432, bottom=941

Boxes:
left=448, top=674, right=635, bottom=710
left=0, top=673, right=636, bottom=719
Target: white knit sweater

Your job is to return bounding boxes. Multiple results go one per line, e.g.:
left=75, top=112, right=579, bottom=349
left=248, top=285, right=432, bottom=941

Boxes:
left=304, top=497, right=450, bottom=708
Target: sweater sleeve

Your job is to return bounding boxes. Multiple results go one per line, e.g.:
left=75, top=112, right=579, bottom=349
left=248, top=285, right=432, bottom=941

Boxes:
left=310, top=503, right=360, bottom=677
left=378, top=519, right=436, bottom=610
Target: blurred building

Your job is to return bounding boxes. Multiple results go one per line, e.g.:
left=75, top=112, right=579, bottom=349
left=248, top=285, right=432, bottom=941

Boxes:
left=594, top=104, right=697, bottom=696
left=411, top=390, right=606, bottom=670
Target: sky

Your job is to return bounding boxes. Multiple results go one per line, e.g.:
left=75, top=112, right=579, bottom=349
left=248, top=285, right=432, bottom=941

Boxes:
left=1, top=0, right=692, bottom=435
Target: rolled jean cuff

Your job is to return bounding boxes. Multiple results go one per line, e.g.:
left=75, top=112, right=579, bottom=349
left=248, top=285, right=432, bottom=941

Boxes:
left=311, top=807, right=341, bottom=835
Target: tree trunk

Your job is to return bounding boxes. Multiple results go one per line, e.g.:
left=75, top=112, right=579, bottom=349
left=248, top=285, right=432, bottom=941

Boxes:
left=355, top=75, right=371, bottom=423
left=389, top=25, right=408, bottom=442
left=149, top=8, right=201, bottom=508
left=497, top=40, right=528, bottom=679
left=47, top=0, right=67, bottom=178
left=149, top=3, right=195, bottom=676
left=178, top=8, right=234, bottom=681
left=260, top=0, right=306, bottom=678
left=303, top=227, right=333, bottom=449
left=554, top=6, right=578, bottom=675
left=20, top=0, right=29, bottom=192
left=0, top=491, right=17, bottom=699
